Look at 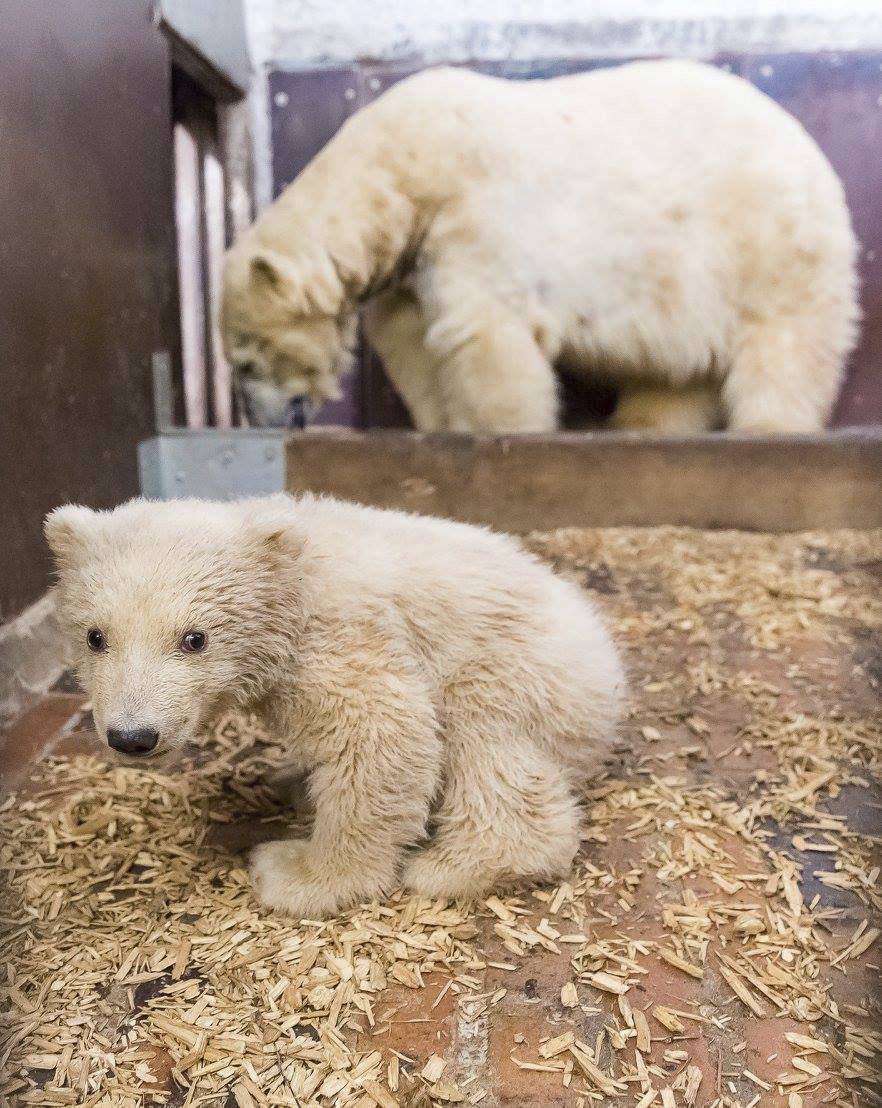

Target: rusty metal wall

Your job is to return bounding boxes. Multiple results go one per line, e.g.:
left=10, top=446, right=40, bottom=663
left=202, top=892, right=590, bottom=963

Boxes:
left=269, top=53, right=882, bottom=429
left=0, top=0, right=180, bottom=621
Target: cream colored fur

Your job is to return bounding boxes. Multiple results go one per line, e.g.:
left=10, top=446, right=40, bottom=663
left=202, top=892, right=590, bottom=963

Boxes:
left=45, top=495, right=625, bottom=917
left=222, top=60, right=858, bottom=434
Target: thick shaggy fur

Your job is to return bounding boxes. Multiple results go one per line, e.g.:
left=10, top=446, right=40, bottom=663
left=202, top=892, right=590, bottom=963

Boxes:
left=222, top=60, right=858, bottom=433
left=45, top=496, right=624, bottom=917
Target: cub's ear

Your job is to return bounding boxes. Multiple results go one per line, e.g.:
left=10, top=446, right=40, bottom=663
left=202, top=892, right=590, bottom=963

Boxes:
left=246, top=509, right=307, bottom=562
left=44, top=505, right=98, bottom=567
left=249, top=249, right=299, bottom=296
left=250, top=246, right=345, bottom=316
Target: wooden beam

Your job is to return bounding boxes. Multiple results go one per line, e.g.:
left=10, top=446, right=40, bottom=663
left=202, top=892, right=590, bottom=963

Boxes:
left=286, top=429, right=882, bottom=532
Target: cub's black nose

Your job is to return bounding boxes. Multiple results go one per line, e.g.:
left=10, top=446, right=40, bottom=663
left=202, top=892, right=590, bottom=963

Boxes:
left=107, top=727, right=159, bottom=755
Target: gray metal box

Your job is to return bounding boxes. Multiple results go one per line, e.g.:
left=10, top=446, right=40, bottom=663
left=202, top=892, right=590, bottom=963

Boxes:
left=138, top=429, right=286, bottom=501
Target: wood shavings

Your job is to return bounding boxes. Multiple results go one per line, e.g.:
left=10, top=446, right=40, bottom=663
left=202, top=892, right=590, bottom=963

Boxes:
left=362, top=1080, right=400, bottom=1108
left=634, top=1008, right=652, bottom=1053
left=653, top=1007, right=687, bottom=1034
left=539, top=1031, right=576, bottom=1059
left=567, top=1041, right=622, bottom=1095
left=421, top=1054, right=446, bottom=1083
left=2, top=524, right=880, bottom=1105
left=560, top=981, right=579, bottom=1008
left=784, top=1032, right=830, bottom=1053
left=0, top=717, right=477, bottom=1106
left=742, top=1069, right=772, bottom=1091
left=586, top=970, right=630, bottom=995
left=657, top=948, right=704, bottom=979
left=717, top=964, right=767, bottom=1018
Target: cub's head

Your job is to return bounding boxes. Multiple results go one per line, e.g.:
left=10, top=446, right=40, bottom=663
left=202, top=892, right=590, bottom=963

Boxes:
left=221, top=244, right=357, bottom=427
left=44, top=499, right=303, bottom=760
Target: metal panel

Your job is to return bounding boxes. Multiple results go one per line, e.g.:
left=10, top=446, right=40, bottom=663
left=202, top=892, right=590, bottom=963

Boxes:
left=0, top=0, right=180, bottom=621
left=139, top=429, right=286, bottom=500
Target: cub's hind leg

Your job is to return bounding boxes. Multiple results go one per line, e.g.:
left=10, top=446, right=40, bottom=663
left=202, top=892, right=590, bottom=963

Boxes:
left=403, top=703, right=581, bottom=900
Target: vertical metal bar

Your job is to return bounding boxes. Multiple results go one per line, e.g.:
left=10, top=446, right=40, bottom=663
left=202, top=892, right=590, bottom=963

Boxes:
left=173, top=119, right=209, bottom=427
left=151, top=350, right=175, bottom=431
left=203, top=145, right=233, bottom=428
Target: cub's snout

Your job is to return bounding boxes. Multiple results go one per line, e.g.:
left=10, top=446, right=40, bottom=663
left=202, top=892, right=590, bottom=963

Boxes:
left=106, top=727, right=160, bottom=755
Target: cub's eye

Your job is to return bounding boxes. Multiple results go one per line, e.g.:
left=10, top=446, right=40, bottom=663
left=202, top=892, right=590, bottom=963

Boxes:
left=180, top=630, right=207, bottom=654
left=86, top=628, right=106, bottom=652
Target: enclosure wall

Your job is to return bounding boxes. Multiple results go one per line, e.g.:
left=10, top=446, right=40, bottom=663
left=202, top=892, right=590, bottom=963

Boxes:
left=0, top=0, right=179, bottom=621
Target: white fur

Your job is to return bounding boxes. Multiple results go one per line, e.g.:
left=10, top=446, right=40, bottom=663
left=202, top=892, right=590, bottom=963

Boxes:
left=222, top=60, right=858, bottom=433
left=45, top=495, right=625, bottom=917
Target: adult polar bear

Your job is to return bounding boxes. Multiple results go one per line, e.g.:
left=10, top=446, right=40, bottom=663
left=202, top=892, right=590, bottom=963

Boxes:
left=222, top=60, right=858, bottom=433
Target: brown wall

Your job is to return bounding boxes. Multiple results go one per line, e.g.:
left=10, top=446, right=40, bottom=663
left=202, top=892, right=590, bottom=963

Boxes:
left=0, top=1, right=179, bottom=622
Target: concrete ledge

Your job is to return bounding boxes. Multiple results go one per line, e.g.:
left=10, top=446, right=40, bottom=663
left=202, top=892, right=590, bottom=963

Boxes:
left=286, top=428, right=882, bottom=532
left=0, top=594, right=67, bottom=731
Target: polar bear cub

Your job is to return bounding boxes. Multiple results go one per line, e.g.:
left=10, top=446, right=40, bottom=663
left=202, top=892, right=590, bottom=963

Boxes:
left=45, top=495, right=624, bottom=917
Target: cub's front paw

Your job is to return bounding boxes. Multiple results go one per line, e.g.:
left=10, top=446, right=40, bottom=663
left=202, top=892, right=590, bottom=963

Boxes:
left=250, top=839, right=398, bottom=918
left=249, top=839, right=331, bottom=918
left=403, top=846, right=488, bottom=900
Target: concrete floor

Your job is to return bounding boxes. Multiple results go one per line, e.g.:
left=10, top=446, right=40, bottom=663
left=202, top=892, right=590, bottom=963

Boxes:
left=1, top=526, right=879, bottom=1107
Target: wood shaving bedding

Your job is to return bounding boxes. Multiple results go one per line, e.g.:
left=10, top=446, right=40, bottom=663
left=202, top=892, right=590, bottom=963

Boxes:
left=1, top=526, right=879, bottom=1106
